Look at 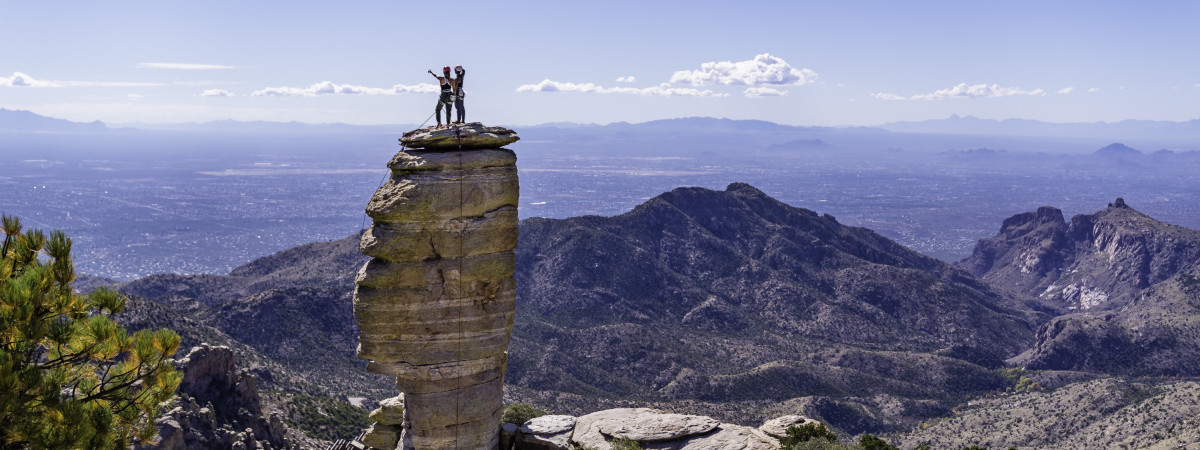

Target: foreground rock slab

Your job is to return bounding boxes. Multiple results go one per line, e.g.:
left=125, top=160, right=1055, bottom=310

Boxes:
left=571, top=408, right=721, bottom=450
left=509, top=408, right=788, bottom=450
left=400, top=122, right=520, bottom=150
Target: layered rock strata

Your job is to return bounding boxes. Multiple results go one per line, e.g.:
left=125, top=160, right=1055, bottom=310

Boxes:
left=355, top=145, right=519, bottom=449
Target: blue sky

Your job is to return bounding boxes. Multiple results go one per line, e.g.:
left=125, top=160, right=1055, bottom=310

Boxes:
left=2, top=1, right=1197, bottom=126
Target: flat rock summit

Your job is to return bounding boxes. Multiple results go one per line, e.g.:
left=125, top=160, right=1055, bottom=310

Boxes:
left=400, top=122, right=520, bottom=150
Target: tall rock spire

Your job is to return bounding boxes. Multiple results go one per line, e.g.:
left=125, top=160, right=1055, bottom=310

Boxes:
left=355, top=124, right=519, bottom=449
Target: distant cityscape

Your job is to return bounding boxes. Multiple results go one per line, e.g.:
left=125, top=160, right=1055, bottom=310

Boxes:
left=4, top=117, right=1200, bottom=280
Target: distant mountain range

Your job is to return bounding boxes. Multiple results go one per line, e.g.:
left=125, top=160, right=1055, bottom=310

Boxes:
left=6, top=108, right=1200, bottom=151
left=880, top=113, right=1200, bottom=146
left=0, top=108, right=106, bottom=132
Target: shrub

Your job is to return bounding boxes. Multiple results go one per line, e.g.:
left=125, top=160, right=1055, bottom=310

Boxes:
left=611, top=436, right=643, bottom=450
left=500, top=402, right=546, bottom=426
left=859, top=433, right=898, bottom=450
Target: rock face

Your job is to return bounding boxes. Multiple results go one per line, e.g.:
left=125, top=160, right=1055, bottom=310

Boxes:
left=400, top=123, right=520, bottom=150
left=355, top=143, right=519, bottom=449
left=141, top=344, right=290, bottom=450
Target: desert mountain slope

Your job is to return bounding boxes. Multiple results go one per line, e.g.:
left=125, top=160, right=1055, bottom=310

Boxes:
left=510, top=183, right=1039, bottom=430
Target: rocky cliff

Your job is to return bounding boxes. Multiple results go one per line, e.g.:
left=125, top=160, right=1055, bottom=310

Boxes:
left=959, top=199, right=1200, bottom=374
left=354, top=126, right=520, bottom=449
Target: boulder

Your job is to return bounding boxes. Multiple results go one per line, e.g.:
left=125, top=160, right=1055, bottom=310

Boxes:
left=758, top=415, right=818, bottom=439
left=517, top=415, right=577, bottom=450
left=642, top=424, right=780, bottom=450
left=400, top=123, right=519, bottom=150
left=572, top=408, right=720, bottom=449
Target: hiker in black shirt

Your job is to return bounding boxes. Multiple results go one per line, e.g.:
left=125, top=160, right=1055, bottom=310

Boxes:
left=428, top=66, right=456, bottom=129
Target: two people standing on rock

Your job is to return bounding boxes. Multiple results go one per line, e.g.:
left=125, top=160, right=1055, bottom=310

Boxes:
left=427, top=65, right=466, bottom=129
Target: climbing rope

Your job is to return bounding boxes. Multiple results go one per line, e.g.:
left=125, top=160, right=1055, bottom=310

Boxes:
left=454, top=150, right=466, bottom=448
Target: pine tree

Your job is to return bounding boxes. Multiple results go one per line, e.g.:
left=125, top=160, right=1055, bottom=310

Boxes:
left=0, top=215, right=182, bottom=449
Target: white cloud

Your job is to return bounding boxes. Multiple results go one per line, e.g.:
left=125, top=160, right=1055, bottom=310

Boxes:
left=2, top=72, right=58, bottom=87
left=904, top=83, right=1045, bottom=100
left=138, top=62, right=236, bottom=70
left=516, top=79, right=726, bottom=97
left=1, top=72, right=162, bottom=88
left=251, top=81, right=438, bottom=97
left=1056, top=87, right=1075, bottom=94
left=616, top=76, right=636, bottom=83
left=670, top=53, right=817, bottom=86
left=872, top=83, right=1046, bottom=100
left=127, top=94, right=144, bottom=100
left=743, top=87, right=788, bottom=98
left=1088, top=87, right=1101, bottom=93
left=201, top=89, right=235, bottom=97
left=1195, top=83, right=1200, bottom=88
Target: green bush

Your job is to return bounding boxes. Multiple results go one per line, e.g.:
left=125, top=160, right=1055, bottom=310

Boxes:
left=859, top=433, right=898, bottom=450
left=611, top=436, right=643, bottom=450
left=500, top=402, right=546, bottom=426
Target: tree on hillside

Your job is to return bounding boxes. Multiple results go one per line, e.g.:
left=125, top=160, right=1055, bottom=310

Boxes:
left=0, top=215, right=182, bottom=449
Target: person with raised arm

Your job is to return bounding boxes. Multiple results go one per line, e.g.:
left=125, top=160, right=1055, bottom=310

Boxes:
left=427, top=66, right=456, bottom=129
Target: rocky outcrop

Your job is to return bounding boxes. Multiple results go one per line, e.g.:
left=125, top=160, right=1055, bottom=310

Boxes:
left=400, top=123, right=520, bottom=150
left=962, top=199, right=1200, bottom=375
left=141, top=344, right=290, bottom=449
left=960, top=198, right=1200, bottom=310
left=503, top=409, right=789, bottom=450
left=758, top=415, right=818, bottom=439
left=355, top=137, right=519, bottom=449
